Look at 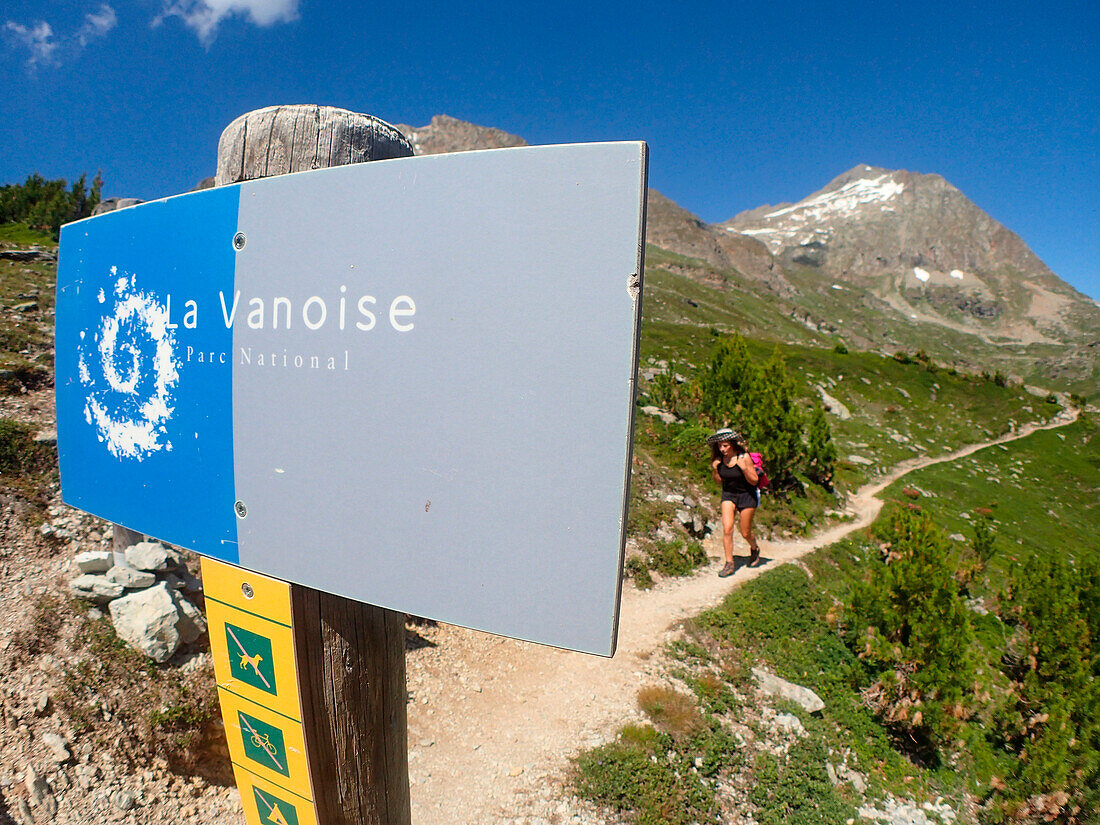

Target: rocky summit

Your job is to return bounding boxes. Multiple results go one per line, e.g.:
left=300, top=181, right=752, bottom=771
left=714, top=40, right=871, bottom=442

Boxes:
left=720, top=165, right=1098, bottom=348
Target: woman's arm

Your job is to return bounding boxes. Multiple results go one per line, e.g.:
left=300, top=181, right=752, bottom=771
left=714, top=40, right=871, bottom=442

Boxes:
left=711, top=458, right=722, bottom=483
left=738, top=454, right=759, bottom=486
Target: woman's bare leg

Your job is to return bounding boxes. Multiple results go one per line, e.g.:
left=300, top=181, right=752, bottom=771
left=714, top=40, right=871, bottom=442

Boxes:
left=721, top=500, right=737, bottom=563
left=740, top=507, right=760, bottom=564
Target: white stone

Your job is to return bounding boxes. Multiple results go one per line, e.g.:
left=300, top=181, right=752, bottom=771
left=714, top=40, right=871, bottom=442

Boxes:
left=40, top=732, right=70, bottom=762
left=106, top=566, right=156, bottom=589
left=70, top=574, right=125, bottom=604
left=752, top=667, right=825, bottom=713
left=172, top=592, right=207, bottom=644
left=125, top=541, right=171, bottom=571
left=75, top=550, right=112, bottom=574
left=109, top=583, right=181, bottom=662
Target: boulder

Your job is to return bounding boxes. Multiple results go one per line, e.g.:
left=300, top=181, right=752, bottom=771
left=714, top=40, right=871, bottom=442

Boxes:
left=172, top=592, right=207, bottom=644
left=106, top=565, right=156, bottom=589
left=816, top=384, right=852, bottom=419
left=125, top=541, right=170, bottom=571
left=75, top=550, right=112, bottom=574
left=109, top=583, right=181, bottom=662
left=69, top=574, right=125, bottom=604
left=752, top=667, right=825, bottom=713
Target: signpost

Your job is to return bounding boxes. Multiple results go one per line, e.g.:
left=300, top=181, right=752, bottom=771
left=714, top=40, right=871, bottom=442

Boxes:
left=56, top=105, right=648, bottom=823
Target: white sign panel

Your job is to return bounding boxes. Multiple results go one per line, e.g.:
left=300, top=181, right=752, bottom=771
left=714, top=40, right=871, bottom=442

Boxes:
left=57, top=142, right=648, bottom=655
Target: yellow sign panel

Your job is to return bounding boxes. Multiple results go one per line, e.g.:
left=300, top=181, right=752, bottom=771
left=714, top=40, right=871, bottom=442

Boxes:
left=233, top=766, right=319, bottom=825
left=219, top=690, right=313, bottom=800
left=201, top=557, right=293, bottom=626
left=207, top=599, right=303, bottom=720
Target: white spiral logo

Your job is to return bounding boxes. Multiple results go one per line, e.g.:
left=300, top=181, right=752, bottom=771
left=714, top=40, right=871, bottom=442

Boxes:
left=77, top=267, right=180, bottom=460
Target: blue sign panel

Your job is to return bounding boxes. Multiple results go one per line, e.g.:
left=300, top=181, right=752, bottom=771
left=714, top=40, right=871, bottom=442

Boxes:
left=57, top=143, right=648, bottom=655
left=57, top=186, right=241, bottom=559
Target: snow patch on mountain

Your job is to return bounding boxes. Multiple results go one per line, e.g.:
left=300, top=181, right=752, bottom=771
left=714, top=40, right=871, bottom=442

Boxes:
left=764, top=174, right=904, bottom=221
left=725, top=172, right=905, bottom=252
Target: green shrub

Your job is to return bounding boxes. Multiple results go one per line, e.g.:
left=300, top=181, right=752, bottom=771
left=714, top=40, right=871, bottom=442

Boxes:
left=846, top=509, right=976, bottom=755
left=573, top=724, right=720, bottom=825
left=984, top=557, right=1100, bottom=821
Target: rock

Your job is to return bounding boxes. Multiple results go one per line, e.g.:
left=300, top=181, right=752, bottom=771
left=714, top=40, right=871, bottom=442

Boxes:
left=106, top=565, right=156, bottom=589
left=0, top=247, right=56, bottom=262
left=676, top=509, right=692, bottom=527
left=70, top=574, right=125, bottom=604
left=948, top=533, right=966, bottom=542
left=75, top=550, right=113, bottom=574
left=172, top=592, right=207, bottom=644
left=111, top=789, right=136, bottom=811
left=844, top=767, right=867, bottom=793
left=773, top=712, right=805, bottom=735
left=897, top=387, right=911, bottom=399
left=33, top=693, right=49, bottom=716
left=826, top=762, right=839, bottom=785
left=109, top=583, right=181, bottom=662
left=41, top=731, right=70, bottom=762
left=125, top=541, right=170, bottom=571
left=752, top=667, right=825, bottom=713
left=75, top=763, right=99, bottom=789
left=91, top=197, right=143, bottom=215
left=15, top=797, right=33, bottom=825
left=816, top=385, right=852, bottom=420
left=848, top=454, right=874, bottom=466
left=640, top=405, right=681, bottom=425
left=24, top=766, right=56, bottom=816
left=683, top=496, right=697, bottom=508
left=692, top=516, right=705, bottom=535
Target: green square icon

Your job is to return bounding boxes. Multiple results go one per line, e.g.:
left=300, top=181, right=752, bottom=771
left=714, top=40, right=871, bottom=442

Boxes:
left=239, top=711, right=289, bottom=776
left=253, top=786, right=300, bottom=825
left=226, top=623, right=278, bottom=696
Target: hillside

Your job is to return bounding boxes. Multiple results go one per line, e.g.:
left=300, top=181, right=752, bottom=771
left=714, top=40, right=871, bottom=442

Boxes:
left=647, top=164, right=1100, bottom=396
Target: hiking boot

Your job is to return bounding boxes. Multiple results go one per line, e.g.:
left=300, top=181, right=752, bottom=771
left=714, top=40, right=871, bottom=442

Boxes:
left=748, top=547, right=761, bottom=567
left=718, top=561, right=737, bottom=578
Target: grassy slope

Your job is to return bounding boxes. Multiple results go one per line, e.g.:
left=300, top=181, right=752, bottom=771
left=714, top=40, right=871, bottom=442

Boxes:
left=631, top=249, right=1064, bottom=552
left=577, top=247, right=1098, bottom=822
left=644, top=245, right=1099, bottom=400
left=581, top=412, right=1099, bottom=824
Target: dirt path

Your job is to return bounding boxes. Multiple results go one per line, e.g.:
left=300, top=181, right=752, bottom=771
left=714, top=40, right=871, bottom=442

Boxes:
left=404, top=409, right=1078, bottom=824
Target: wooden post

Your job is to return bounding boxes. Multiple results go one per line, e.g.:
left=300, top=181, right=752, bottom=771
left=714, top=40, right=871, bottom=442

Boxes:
left=215, top=104, right=414, bottom=825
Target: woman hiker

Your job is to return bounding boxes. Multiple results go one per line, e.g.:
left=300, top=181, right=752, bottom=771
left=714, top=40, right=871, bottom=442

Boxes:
left=708, top=428, right=761, bottom=577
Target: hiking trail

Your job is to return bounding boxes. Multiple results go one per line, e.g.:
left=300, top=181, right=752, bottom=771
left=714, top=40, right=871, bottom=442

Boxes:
left=403, top=409, right=1078, bottom=824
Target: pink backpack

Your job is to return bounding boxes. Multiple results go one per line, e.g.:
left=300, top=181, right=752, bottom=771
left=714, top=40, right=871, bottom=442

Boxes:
left=749, top=452, right=769, bottom=489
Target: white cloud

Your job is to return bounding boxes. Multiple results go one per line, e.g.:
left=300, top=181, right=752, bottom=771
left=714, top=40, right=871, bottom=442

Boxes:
left=3, top=20, right=59, bottom=69
left=78, top=4, right=118, bottom=47
left=158, top=0, right=299, bottom=44
left=5, top=5, right=116, bottom=70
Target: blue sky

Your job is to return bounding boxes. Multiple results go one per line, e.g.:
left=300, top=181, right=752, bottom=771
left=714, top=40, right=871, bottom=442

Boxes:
left=4, top=0, right=1098, bottom=299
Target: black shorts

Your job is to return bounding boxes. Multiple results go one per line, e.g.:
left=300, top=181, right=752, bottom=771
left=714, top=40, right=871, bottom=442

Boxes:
left=721, top=491, right=758, bottom=510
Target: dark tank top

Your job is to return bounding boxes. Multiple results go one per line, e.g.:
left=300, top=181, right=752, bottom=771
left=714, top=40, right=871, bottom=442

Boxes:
left=718, top=460, right=755, bottom=496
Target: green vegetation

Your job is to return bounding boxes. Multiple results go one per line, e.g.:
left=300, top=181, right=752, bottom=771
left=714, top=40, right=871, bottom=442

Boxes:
left=627, top=537, right=707, bottom=589
left=0, top=172, right=102, bottom=238
left=57, top=608, right=228, bottom=780
left=0, top=417, right=57, bottom=503
left=579, top=412, right=1100, bottom=823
